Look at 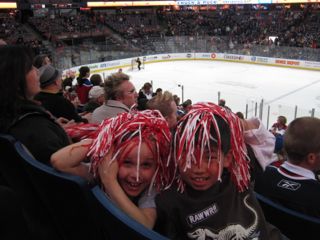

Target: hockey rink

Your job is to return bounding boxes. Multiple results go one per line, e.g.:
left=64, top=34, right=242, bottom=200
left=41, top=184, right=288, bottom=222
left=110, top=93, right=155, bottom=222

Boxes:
left=102, top=60, right=320, bottom=126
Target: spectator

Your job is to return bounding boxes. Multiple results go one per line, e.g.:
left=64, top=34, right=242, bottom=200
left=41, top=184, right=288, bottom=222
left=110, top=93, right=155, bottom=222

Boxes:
left=137, top=82, right=153, bottom=110
left=34, top=64, right=87, bottom=123
left=181, top=99, right=192, bottom=114
left=173, top=94, right=180, bottom=106
left=255, top=117, right=320, bottom=217
left=147, top=91, right=177, bottom=129
left=83, top=86, right=105, bottom=113
left=33, top=54, right=51, bottom=69
left=152, top=88, right=162, bottom=97
left=270, top=116, right=287, bottom=136
left=91, top=72, right=137, bottom=123
left=51, top=110, right=173, bottom=229
left=218, top=98, right=231, bottom=111
left=155, top=102, right=283, bottom=239
left=236, top=111, right=245, bottom=119
left=90, top=74, right=103, bottom=87
left=0, top=45, right=70, bottom=165
left=139, top=82, right=153, bottom=100
left=75, top=66, right=92, bottom=110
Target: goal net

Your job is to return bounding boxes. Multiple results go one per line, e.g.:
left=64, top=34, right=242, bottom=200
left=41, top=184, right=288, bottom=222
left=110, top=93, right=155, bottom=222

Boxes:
left=131, top=58, right=145, bottom=71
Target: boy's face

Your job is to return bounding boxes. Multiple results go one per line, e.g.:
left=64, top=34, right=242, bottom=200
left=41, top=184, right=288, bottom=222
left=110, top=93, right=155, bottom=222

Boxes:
left=178, top=149, right=231, bottom=191
left=118, top=141, right=157, bottom=197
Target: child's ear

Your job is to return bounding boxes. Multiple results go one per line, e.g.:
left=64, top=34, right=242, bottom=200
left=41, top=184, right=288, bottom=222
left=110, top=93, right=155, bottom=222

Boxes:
left=223, top=151, right=233, bottom=168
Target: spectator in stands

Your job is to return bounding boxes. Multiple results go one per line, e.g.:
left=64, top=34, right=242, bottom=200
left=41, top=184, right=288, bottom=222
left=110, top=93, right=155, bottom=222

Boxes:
left=147, top=91, right=177, bottom=129
left=236, top=111, right=245, bottom=119
left=139, top=82, right=153, bottom=100
left=137, top=82, right=153, bottom=110
left=173, top=94, right=180, bottom=106
left=154, top=102, right=283, bottom=239
left=255, top=117, right=320, bottom=217
left=270, top=116, right=287, bottom=136
left=90, top=74, right=103, bottom=87
left=0, top=45, right=70, bottom=165
left=91, top=72, right=138, bottom=123
left=181, top=99, right=192, bottom=114
left=34, top=64, right=87, bottom=123
left=51, top=110, right=173, bottom=229
left=83, top=86, right=105, bottom=113
left=33, top=54, right=51, bottom=69
left=75, top=66, right=92, bottom=111
left=218, top=98, right=231, bottom=111
left=62, top=71, right=77, bottom=103
left=152, top=88, right=162, bottom=97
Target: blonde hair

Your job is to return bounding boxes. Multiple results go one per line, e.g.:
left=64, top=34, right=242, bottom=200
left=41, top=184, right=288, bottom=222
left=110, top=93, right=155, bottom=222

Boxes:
left=104, top=72, right=130, bottom=100
left=147, top=91, right=175, bottom=118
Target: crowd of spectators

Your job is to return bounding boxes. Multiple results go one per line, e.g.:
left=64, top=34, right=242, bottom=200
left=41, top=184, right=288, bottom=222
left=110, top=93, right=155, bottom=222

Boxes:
left=1, top=44, right=319, bottom=239
left=1, top=4, right=319, bottom=64
left=0, top=12, right=48, bottom=55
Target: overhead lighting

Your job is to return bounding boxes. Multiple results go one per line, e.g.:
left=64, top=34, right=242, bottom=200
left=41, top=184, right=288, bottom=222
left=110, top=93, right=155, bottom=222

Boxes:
left=0, top=2, right=17, bottom=9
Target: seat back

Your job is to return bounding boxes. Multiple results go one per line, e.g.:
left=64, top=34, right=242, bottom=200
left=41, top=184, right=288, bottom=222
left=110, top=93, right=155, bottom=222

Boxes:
left=0, top=185, right=31, bottom=240
left=91, top=186, right=169, bottom=240
left=0, top=134, right=60, bottom=240
left=255, top=192, right=320, bottom=240
left=0, top=134, right=105, bottom=240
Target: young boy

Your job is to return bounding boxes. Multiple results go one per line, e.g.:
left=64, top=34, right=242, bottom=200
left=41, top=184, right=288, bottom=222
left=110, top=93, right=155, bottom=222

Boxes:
left=51, top=110, right=173, bottom=229
left=155, top=102, right=283, bottom=240
left=255, top=117, right=320, bottom=217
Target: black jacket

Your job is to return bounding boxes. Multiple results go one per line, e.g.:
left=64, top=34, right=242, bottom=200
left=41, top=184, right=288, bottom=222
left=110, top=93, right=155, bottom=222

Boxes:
left=8, top=100, right=70, bottom=165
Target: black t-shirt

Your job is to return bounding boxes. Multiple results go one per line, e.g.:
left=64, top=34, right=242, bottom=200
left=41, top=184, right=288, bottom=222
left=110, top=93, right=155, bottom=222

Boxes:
left=155, top=175, right=282, bottom=240
left=35, top=91, right=85, bottom=122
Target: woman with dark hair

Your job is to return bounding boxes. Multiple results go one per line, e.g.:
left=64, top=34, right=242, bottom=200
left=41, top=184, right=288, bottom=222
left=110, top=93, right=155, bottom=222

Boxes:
left=75, top=66, right=92, bottom=110
left=0, top=45, right=70, bottom=165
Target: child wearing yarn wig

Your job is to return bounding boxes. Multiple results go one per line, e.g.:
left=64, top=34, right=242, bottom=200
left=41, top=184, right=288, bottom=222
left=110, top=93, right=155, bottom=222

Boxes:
left=154, top=102, right=284, bottom=240
left=51, top=110, right=172, bottom=229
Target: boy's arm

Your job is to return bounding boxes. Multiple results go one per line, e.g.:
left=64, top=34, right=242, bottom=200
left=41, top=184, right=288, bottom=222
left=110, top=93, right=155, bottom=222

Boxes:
left=242, top=117, right=278, bottom=170
left=98, top=153, right=157, bottom=229
left=50, top=138, right=93, bottom=180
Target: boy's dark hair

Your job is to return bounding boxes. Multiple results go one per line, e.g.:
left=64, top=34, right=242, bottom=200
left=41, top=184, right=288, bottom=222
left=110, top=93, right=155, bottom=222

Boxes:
left=179, top=113, right=231, bottom=155
left=284, top=117, right=320, bottom=163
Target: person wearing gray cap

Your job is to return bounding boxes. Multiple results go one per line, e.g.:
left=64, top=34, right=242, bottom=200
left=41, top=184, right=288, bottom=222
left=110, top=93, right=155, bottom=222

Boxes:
left=34, top=65, right=87, bottom=123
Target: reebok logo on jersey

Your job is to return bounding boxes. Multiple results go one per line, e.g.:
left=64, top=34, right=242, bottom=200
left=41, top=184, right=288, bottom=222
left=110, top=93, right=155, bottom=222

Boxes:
left=277, top=179, right=301, bottom=191
left=186, top=204, right=218, bottom=225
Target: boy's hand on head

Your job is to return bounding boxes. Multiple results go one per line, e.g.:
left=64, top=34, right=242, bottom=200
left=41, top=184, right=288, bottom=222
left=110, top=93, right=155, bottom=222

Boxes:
left=98, top=147, right=119, bottom=186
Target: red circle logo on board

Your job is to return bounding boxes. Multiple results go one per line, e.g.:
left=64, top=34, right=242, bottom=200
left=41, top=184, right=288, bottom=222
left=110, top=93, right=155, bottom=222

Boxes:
left=211, top=53, right=216, bottom=59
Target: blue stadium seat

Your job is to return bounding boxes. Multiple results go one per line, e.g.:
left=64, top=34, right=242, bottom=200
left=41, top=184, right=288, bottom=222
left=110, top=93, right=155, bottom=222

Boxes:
left=0, top=185, right=31, bottom=240
left=255, top=191, right=320, bottom=240
left=91, top=185, right=169, bottom=240
left=0, top=134, right=105, bottom=240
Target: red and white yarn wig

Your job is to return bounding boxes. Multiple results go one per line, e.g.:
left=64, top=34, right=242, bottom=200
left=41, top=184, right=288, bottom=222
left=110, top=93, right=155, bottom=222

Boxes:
left=65, top=123, right=100, bottom=142
left=173, top=102, right=250, bottom=192
left=89, top=110, right=173, bottom=191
